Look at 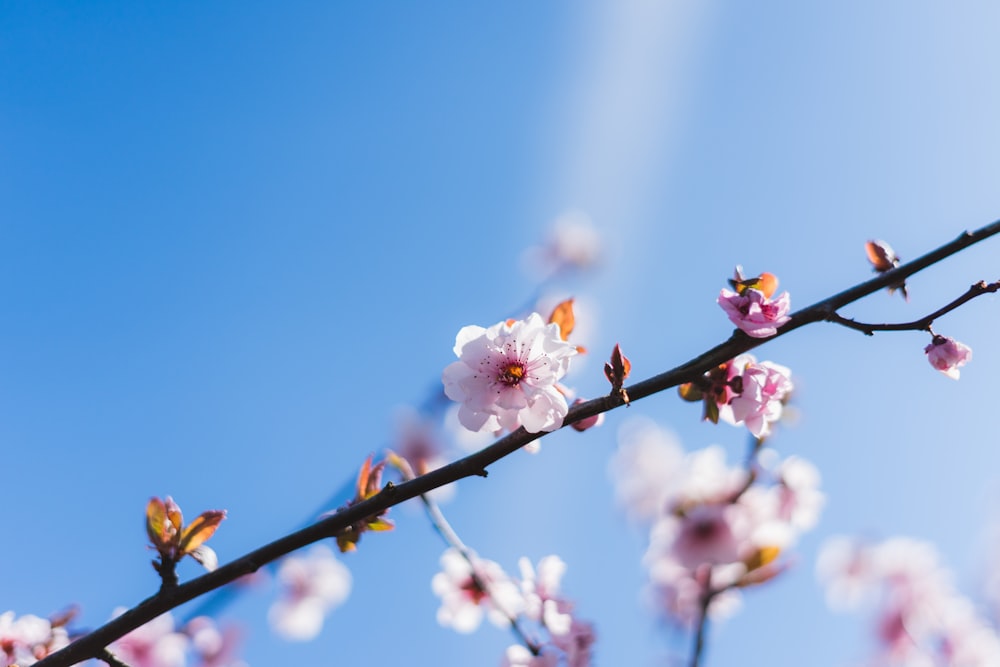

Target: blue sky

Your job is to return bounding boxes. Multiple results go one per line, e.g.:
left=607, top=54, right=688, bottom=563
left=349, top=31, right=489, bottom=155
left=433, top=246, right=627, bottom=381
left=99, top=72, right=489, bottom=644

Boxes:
left=2, top=2, right=1000, bottom=665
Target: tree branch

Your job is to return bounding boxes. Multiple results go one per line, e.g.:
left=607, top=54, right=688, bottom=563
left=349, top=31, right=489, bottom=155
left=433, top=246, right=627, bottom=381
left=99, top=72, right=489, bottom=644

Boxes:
left=33, top=218, right=1000, bottom=667
left=826, top=280, right=999, bottom=335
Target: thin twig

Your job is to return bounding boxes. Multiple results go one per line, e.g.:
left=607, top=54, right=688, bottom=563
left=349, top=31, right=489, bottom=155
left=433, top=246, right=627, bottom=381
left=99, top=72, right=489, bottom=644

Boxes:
left=32, top=219, right=1000, bottom=667
left=97, top=649, right=131, bottom=667
left=395, top=457, right=541, bottom=654
left=689, top=573, right=716, bottom=667
left=826, top=280, right=999, bottom=335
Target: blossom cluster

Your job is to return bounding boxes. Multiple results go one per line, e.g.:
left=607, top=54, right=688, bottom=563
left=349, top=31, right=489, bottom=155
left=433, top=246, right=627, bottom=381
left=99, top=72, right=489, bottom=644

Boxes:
left=610, top=419, right=823, bottom=626
left=817, top=536, right=1000, bottom=666
left=0, top=611, right=69, bottom=667
left=431, top=549, right=594, bottom=666
left=680, top=353, right=794, bottom=440
left=268, top=545, right=353, bottom=641
left=109, top=611, right=246, bottom=667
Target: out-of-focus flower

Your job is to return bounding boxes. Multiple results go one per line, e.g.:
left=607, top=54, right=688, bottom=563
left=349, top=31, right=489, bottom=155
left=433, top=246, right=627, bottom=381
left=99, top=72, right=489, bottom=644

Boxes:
left=614, top=423, right=822, bottom=630
left=146, top=497, right=226, bottom=579
left=924, top=334, right=972, bottom=380
left=443, top=313, right=579, bottom=434
left=817, top=536, right=1000, bottom=666
left=718, top=268, right=791, bottom=338
left=268, top=545, right=352, bottom=641
left=774, top=456, right=824, bottom=531
left=0, top=611, right=69, bottom=667
left=520, top=211, right=602, bottom=279
left=432, top=548, right=525, bottom=634
left=185, top=617, right=247, bottom=667
left=719, top=359, right=793, bottom=439
left=865, top=239, right=908, bottom=300
left=516, top=555, right=594, bottom=667
left=109, top=611, right=189, bottom=667
left=608, top=418, right=685, bottom=523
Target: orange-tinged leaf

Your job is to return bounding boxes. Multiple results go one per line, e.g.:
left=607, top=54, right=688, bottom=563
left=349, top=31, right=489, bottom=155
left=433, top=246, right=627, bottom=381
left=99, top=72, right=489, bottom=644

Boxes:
left=733, top=272, right=779, bottom=298
left=336, top=531, right=359, bottom=553
left=366, top=518, right=395, bottom=532
left=547, top=298, right=576, bottom=341
left=678, top=383, right=703, bottom=402
left=356, top=455, right=374, bottom=498
left=745, top=545, right=781, bottom=572
left=865, top=239, right=898, bottom=272
left=179, top=510, right=227, bottom=555
left=146, top=497, right=168, bottom=547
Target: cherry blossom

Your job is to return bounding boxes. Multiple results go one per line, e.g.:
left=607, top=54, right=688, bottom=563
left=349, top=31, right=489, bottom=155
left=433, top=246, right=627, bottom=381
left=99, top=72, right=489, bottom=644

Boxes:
left=924, top=334, right=972, bottom=379
left=717, top=287, right=791, bottom=338
left=520, top=210, right=602, bottom=279
left=268, top=545, right=352, bottom=641
left=0, top=611, right=68, bottom=667
left=817, top=536, right=1000, bottom=666
left=184, top=617, right=247, bottom=667
left=719, top=358, right=794, bottom=438
left=443, top=313, right=579, bottom=434
left=108, top=611, right=189, bottom=667
left=431, top=548, right=524, bottom=633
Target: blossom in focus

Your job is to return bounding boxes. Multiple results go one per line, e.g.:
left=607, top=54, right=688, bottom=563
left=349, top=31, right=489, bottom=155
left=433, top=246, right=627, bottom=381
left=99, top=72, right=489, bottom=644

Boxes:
left=924, top=334, right=972, bottom=379
left=719, top=358, right=794, bottom=439
left=718, top=268, right=791, bottom=338
left=268, top=545, right=352, bottom=641
left=0, top=611, right=69, bottom=667
left=109, top=611, right=189, bottom=667
left=431, top=548, right=524, bottom=633
left=442, top=313, right=579, bottom=434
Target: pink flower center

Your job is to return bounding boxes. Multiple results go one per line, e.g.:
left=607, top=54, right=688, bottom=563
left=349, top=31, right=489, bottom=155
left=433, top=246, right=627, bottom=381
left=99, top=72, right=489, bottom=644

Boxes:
left=497, top=362, right=526, bottom=386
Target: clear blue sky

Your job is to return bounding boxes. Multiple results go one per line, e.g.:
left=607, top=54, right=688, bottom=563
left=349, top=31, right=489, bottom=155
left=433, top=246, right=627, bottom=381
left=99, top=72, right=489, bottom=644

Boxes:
left=2, top=2, right=999, bottom=665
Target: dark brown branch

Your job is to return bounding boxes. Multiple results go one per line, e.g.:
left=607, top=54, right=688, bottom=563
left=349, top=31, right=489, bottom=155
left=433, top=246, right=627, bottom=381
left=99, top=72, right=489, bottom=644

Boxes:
left=33, top=219, right=1000, bottom=667
left=689, top=574, right=716, bottom=667
left=826, top=280, right=999, bottom=335
left=97, top=648, right=131, bottom=667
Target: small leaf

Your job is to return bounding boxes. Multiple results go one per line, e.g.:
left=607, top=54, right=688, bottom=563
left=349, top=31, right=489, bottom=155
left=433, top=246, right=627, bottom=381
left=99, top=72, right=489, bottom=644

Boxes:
left=179, top=510, right=227, bottom=555
left=604, top=343, right=632, bottom=403
left=366, top=518, right=395, bottom=532
left=704, top=398, right=720, bottom=424
left=146, top=497, right=168, bottom=548
left=356, top=455, right=374, bottom=499
left=865, top=239, right=899, bottom=272
left=547, top=298, right=576, bottom=341
left=678, top=383, right=703, bottom=402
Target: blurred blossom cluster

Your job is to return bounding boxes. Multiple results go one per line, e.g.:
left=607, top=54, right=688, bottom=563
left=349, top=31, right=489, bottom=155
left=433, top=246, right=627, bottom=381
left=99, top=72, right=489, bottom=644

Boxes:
left=0, top=611, right=69, bottom=666
left=268, top=545, right=352, bottom=641
left=817, top=536, right=1000, bottom=666
left=109, top=611, right=246, bottom=667
left=610, top=418, right=823, bottom=626
left=431, top=549, right=594, bottom=666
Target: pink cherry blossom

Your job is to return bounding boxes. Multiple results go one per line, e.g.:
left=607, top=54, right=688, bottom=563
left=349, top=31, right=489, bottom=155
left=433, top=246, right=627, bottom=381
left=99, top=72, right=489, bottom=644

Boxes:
left=717, top=287, right=791, bottom=338
left=817, top=536, right=1000, bottom=666
left=0, top=611, right=68, bottom=667
left=431, top=548, right=524, bottom=633
left=268, top=545, right=352, bottom=641
left=719, top=357, right=793, bottom=438
left=924, top=334, right=972, bottom=379
left=108, top=611, right=189, bottom=667
left=442, top=313, right=578, bottom=434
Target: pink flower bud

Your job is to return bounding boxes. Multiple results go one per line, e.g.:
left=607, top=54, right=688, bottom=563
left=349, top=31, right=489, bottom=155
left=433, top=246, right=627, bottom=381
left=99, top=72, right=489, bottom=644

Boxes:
left=924, top=335, right=972, bottom=380
left=569, top=399, right=604, bottom=432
